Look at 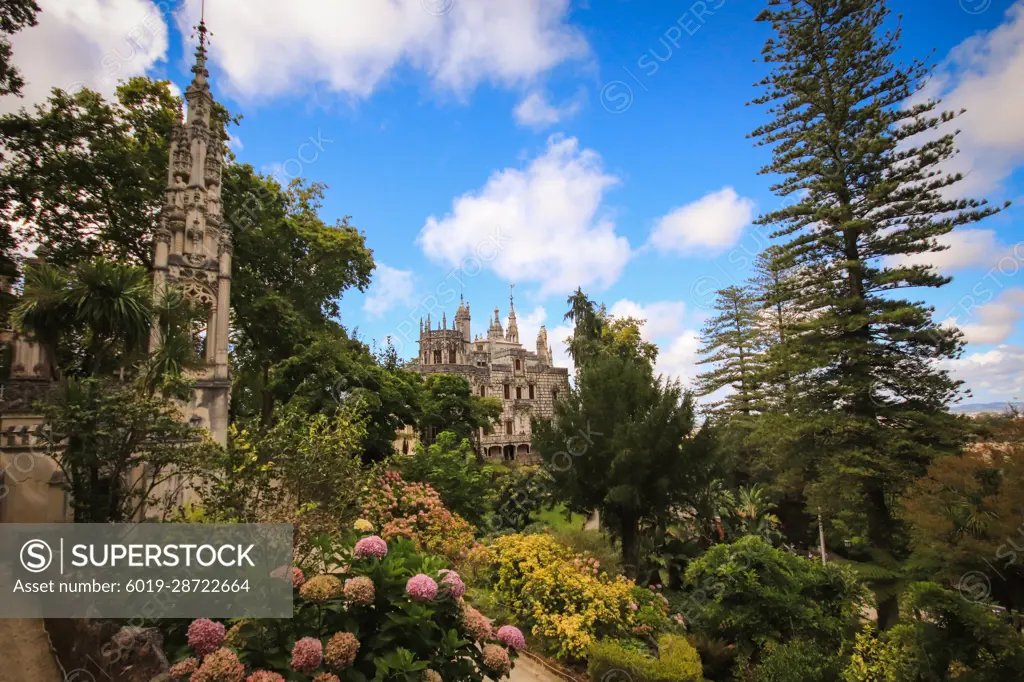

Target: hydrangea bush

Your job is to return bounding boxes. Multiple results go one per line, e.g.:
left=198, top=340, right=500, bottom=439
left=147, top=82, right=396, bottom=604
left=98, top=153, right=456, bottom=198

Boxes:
left=169, top=534, right=518, bottom=682
left=487, top=533, right=670, bottom=661
left=361, top=470, right=477, bottom=563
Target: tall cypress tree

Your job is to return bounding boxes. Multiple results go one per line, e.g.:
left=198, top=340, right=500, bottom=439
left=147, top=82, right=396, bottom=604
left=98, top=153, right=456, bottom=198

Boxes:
left=750, top=0, right=1004, bottom=623
left=696, top=285, right=764, bottom=416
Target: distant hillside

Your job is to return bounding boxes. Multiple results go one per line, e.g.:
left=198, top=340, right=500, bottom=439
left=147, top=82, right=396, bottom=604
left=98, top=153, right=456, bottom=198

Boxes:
left=951, top=402, right=1024, bottom=415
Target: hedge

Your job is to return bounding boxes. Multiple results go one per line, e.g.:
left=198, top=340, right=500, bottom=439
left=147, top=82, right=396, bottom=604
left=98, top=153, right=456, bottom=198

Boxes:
left=588, top=635, right=703, bottom=682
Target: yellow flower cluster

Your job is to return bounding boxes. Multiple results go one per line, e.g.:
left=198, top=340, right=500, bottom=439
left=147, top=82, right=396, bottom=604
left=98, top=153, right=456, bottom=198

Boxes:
left=488, top=534, right=638, bottom=661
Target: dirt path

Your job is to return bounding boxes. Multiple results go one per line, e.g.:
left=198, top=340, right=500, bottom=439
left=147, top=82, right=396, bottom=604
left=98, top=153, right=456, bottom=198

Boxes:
left=0, top=618, right=62, bottom=682
left=510, top=653, right=574, bottom=682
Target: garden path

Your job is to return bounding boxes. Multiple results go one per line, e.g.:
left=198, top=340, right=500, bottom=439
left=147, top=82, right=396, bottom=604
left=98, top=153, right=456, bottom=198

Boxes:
left=0, top=618, right=62, bottom=681
left=509, top=653, right=573, bottom=682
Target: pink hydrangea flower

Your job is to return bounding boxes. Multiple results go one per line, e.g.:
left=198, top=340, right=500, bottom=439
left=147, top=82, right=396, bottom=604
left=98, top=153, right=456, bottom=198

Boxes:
left=423, top=671, right=443, bottom=682
left=169, top=657, right=198, bottom=679
left=324, top=631, right=360, bottom=669
left=481, top=644, right=511, bottom=676
left=290, top=637, right=323, bottom=673
left=187, top=618, right=226, bottom=657
left=344, top=576, right=375, bottom=606
left=497, top=625, right=526, bottom=652
left=439, top=570, right=466, bottom=600
left=629, top=601, right=639, bottom=612
left=191, top=648, right=245, bottom=682
left=460, top=604, right=493, bottom=642
left=291, top=567, right=305, bottom=588
left=354, top=535, right=388, bottom=559
left=406, top=574, right=439, bottom=601
left=300, top=574, right=344, bottom=603
left=246, top=672, right=285, bottom=682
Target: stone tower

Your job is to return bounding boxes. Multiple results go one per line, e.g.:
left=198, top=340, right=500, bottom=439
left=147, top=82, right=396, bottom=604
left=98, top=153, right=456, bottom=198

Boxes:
left=149, top=19, right=231, bottom=446
left=505, top=293, right=519, bottom=344
left=455, top=295, right=471, bottom=342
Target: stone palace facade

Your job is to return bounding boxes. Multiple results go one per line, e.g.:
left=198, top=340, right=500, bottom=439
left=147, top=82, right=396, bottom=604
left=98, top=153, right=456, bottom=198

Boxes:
left=407, top=296, right=570, bottom=463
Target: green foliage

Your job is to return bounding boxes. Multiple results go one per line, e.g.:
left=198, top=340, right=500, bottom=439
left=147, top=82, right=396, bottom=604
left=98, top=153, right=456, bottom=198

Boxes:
left=746, top=0, right=1000, bottom=624
left=0, top=0, right=39, bottom=97
left=682, top=536, right=866, bottom=662
left=696, top=285, right=764, bottom=416
left=551, top=527, right=623, bottom=579
left=419, top=373, right=501, bottom=445
left=0, top=79, right=192, bottom=266
left=195, top=406, right=368, bottom=534
left=533, top=343, right=711, bottom=576
left=396, top=430, right=496, bottom=528
left=747, top=640, right=844, bottom=682
left=902, top=422, right=1024, bottom=612
left=491, top=465, right=554, bottom=532
left=173, top=535, right=517, bottom=681
left=40, top=377, right=216, bottom=523
left=588, top=635, right=704, bottom=682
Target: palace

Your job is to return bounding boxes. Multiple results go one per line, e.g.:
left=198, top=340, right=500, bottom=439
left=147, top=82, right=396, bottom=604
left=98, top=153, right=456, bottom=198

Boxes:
left=406, top=295, right=570, bottom=463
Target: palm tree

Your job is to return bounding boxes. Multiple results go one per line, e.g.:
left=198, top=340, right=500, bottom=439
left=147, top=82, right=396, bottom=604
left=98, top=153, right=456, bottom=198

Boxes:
left=69, top=259, right=151, bottom=376
left=11, top=261, right=74, bottom=379
left=144, top=287, right=205, bottom=396
left=13, top=258, right=152, bottom=378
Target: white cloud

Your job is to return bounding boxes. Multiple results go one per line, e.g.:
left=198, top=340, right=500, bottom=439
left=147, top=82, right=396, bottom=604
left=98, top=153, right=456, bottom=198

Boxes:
left=363, top=264, right=416, bottom=319
left=176, top=0, right=589, bottom=101
left=418, top=135, right=629, bottom=295
left=943, top=288, right=1024, bottom=346
left=3, top=0, right=169, bottom=113
left=513, top=89, right=584, bottom=128
left=649, top=187, right=756, bottom=256
left=888, top=228, right=1004, bottom=272
left=608, top=299, right=687, bottom=341
left=914, top=2, right=1024, bottom=196
left=656, top=329, right=702, bottom=388
left=226, top=132, right=243, bottom=152
left=547, top=323, right=575, bottom=377
left=942, top=345, right=1024, bottom=401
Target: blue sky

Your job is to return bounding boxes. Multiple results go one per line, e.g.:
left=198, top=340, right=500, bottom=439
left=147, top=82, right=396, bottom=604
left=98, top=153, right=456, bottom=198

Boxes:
left=10, top=0, right=1024, bottom=403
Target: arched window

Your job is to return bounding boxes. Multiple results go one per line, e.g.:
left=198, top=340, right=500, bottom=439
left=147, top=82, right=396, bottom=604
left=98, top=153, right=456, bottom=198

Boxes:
left=552, top=388, right=559, bottom=401
left=515, top=358, right=522, bottom=370
left=503, top=384, right=510, bottom=399
left=528, top=385, right=535, bottom=399
left=516, top=386, right=522, bottom=400
left=448, top=350, right=456, bottom=363
left=433, top=350, right=442, bottom=364
left=505, top=420, right=513, bottom=435
left=479, top=385, right=486, bottom=397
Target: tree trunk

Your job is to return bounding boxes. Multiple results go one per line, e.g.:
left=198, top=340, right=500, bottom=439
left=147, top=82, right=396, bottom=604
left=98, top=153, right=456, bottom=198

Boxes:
left=259, top=363, right=274, bottom=428
left=621, top=511, right=640, bottom=580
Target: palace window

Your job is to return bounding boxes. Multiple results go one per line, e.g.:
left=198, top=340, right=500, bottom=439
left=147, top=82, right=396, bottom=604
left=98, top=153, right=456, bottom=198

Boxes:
left=448, top=350, right=457, bottom=363
left=433, top=350, right=442, bottom=364
left=552, top=388, right=559, bottom=401
left=503, top=384, right=510, bottom=399
left=515, top=359, right=522, bottom=370
left=529, top=385, right=535, bottom=399
left=516, top=386, right=522, bottom=400
left=479, top=385, right=486, bottom=397
left=505, top=420, right=513, bottom=435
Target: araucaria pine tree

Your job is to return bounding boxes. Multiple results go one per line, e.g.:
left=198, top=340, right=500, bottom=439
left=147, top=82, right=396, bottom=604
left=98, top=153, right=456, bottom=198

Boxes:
left=696, top=285, right=764, bottom=416
left=750, top=0, right=1005, bottom=622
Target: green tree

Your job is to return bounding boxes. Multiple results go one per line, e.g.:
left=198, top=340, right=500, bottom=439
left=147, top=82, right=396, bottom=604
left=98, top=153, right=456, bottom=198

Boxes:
left=0, top=0, right=40, bottom=97
left=683, top=535, right=865, bottom=664
left=419, top=373, right=501, bottom=447
left=396, top=430, right=496, bottom=528
left=39, top=377, right=215, bottom=522
left=12, top=258, right=152, bottom=378
left=696, top=285, right=764, bottom=416
left=0, top=79, right=185, bottom=266
left=223, top=164, right=374, bottom=426
left=533, top=351, right=704, bottom=577
left=749, top=0, right=1000, bottom=621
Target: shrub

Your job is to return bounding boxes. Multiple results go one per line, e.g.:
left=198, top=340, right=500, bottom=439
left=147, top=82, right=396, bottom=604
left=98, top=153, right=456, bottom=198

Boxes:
left=488, top=533, right=648, bottom=661
left=361, top=469, right=477, bottom=563
left=396, top=431, right=496, bottom=528
left=842, top=582, right=1024, bottom=682
left=682, top=535, right=865, bottom=661
left=747, top=640, right=844, bottom=682
left=588, top=635, right=703, bottom=682
left=491, top=464, right=554, bottom=532
left=168, top=535, right=518, bottom=681
left=551, top=526, right=623, bottom=577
